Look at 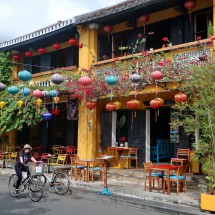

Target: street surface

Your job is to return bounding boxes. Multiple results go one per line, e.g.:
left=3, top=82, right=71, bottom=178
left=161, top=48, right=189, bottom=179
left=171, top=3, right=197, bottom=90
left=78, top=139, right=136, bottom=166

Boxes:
left=0, top=174, right=168, bottom=215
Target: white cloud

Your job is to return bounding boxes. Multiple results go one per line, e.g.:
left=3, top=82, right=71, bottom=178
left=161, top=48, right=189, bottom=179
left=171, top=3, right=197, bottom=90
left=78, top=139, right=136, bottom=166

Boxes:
left=0, top=0, right=125, bottom=42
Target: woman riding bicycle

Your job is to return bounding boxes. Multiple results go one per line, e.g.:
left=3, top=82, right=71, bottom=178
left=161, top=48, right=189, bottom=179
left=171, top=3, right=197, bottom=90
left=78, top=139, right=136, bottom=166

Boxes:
left=15, top=144, right=37, bottom=196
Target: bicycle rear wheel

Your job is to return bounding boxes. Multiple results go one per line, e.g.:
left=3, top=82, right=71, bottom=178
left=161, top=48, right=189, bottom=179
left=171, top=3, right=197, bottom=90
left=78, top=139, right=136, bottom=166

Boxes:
left=29, top=177, right=43, bottom=202
left=8, top=174, right=18, bottom=197
left=53, top=172, right=70, bottom=195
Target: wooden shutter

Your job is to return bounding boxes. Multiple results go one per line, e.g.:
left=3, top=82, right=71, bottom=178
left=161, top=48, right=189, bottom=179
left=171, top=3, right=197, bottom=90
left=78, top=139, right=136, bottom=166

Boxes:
left=183, top=14, right=194, bottom=43
left=171, top=16, right=183, bottom=45
left=98, top=34, right=112, bottom=61
left=40, top=54, right=51, bottom=72
left=24, top=57, right=32, bottom=73
left=101, top=111, right=112, bottom=147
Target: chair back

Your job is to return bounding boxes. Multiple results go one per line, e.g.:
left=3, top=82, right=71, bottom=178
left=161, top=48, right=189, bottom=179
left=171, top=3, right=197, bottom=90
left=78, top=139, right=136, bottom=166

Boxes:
left=177, top=165, right=188, bottom=176
left=66, top=146, right=77, bottom=155
left=128, top=147, right=138, bottom=156
left=177, top=148, right=190, bottom=159
left=41, top=153, right=49, bottom=162
left=57, top=154, right=66, bottom=165
left=6, top=146, right=15, bottom=152
left=107, top=147, right=116, bottom=156
left=10, top=152, right=18, bottom=159
left=53, top=145, right=62, bottom=155
left=143, top=161, right=152, bottom=174
left=70, top=154, right=79, bottom=165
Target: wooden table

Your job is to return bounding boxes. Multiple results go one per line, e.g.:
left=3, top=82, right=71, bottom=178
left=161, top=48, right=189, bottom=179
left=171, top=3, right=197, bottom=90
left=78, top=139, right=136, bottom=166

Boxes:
left=149, top=164, right=179, bottom=195
left=96, top=155, right=114, bottom=195
left=114, top=147, right=129, bottom=168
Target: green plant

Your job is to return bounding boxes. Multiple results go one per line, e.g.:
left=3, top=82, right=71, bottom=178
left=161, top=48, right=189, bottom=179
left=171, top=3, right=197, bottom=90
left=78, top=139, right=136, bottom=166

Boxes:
left=207, top=20, right=213, bottom=37
left=171, top=60, right=215, bottom=194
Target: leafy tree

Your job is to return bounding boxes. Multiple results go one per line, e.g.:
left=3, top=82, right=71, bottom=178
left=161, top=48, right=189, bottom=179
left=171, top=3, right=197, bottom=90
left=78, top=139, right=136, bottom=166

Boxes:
left=0, top=51, right=13, bottom=85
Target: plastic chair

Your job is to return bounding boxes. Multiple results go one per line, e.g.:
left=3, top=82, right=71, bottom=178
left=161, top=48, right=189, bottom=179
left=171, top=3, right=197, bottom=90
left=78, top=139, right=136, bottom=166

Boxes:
left=171, top=148, right=190, bottom=172
left=163, top=165, right=187, bottom=195
left=48, top=154, right=66, bottom=172
left=119, top=147, right=138, bottom=169
left=52, top=145, right=62, bottom=155
left=3, top=152, right=18, bottom=168
left=65, top=146, right=77, bottom=165
left=143, top=161, right=164, bottom=191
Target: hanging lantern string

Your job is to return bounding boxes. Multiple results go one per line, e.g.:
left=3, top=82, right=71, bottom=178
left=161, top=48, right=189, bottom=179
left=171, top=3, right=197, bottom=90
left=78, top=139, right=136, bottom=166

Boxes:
left=155, top=80, right=158, bottom=97
left=11, top=62, right=55, bottom=70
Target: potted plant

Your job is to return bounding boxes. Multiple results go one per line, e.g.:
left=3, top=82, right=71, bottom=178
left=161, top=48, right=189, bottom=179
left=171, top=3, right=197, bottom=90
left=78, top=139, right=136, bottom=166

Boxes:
left=119, top=137, right=127, bottom=147
left=172, top=58, right=215, bottom=212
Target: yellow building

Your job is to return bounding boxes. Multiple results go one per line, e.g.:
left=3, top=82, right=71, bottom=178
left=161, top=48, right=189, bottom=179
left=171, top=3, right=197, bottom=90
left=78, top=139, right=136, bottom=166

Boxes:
left=0, top=0, right=213, bottom=167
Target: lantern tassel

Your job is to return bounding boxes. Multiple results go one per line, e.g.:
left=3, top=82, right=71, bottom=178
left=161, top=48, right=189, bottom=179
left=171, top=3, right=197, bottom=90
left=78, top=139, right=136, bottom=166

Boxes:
left=46, top=121, right=49, bottom=129
left=189, top=11, right=191, bottom=22
left=110, top=89, right=113, bottom=101
left=52, top=101, right=54, bottom=109
left=155, top=110, right=157, bottom=122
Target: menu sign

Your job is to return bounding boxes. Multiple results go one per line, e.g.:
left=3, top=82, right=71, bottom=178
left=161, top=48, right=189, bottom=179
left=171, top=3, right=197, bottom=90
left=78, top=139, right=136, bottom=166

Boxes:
left=170, top=111, right=179, bottom=143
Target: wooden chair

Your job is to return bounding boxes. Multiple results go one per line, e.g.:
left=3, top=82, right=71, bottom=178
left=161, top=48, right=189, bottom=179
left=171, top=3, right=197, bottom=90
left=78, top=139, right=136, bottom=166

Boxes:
left=119, top=147, right=138, bottom=169
left=143, top=161, right=164, bottom=191
left=69, top=154, right=80, bottom=179
left=163, top=165, right=187, bottom=195
left=107, top=147, right=117, bottom=166
left=84, top=160, right=103, bottom=183
left=74, top=159, right=88, bottom=181
left=171, top=148, right=190, bottom=172
left=65, top=146, right=77, bottom=165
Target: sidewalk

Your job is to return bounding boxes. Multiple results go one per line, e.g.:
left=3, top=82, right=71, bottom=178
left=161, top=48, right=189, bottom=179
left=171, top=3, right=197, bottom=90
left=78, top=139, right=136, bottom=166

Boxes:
left=0, top=168, right=206, bottom=215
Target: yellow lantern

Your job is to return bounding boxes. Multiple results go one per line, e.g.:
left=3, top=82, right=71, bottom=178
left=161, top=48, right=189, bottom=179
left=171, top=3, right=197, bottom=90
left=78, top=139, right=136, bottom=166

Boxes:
left=36, top=98, right=42, bottom=107
left=114, top=101, right=122, bottom=110
left=157, top=97, right=164, bottom=105
left=53, top=97, right=60, bottom=104
left=17, top=100, right=24, bottom=108
left=0, top=101, right=5, bottom=115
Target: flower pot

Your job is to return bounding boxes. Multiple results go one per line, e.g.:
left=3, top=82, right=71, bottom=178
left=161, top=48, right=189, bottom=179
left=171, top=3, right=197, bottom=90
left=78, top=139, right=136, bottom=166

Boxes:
left=201, top=193, right=215, bottom=212
left=119, top=143, right=124, bottom=147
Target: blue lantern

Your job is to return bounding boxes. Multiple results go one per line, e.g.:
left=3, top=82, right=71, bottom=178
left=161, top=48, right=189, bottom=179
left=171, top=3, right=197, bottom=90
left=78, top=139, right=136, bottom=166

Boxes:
left=49, top=90, right=58, bottom=97
left=18, top=70, right=32, bottom=81
left=21, top=88, right=31, bottom=96
left=105, top=75, right=118, bottom=100
left=8, top=86, right=19, bottom=95
left=42, top=112, right=52, bottom=128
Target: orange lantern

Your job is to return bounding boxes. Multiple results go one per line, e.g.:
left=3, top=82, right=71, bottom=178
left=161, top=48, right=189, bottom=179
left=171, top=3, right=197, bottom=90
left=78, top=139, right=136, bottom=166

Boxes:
left=150, top=98, right=162, bottom=109
left=127, top=99, right=140, bottom=110
left=86, top=101, right=96, bottom=110
left=0, top=101, right=5, bottom=115
left=157, top=97, right=164, bottom=105
left=106, top=102, right=116, bottom=111
left=174, top=92, right=187, bottom=103
left=114, top=101, right=122, bottom=110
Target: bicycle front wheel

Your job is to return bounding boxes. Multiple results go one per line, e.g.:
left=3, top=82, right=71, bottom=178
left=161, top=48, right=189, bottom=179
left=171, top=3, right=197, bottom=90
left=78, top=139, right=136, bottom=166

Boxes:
left=8, top=174, right=18, bottom=197
left=53, top=172, right=70, bottom=195
left=29, top=177, right=43, bottom=202
left=33, top=174, right=47, bottom=187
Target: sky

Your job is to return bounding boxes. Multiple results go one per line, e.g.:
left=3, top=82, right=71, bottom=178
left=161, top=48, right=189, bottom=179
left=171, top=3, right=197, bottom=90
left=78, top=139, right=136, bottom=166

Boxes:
left=0, top=0, right=126, bottom=43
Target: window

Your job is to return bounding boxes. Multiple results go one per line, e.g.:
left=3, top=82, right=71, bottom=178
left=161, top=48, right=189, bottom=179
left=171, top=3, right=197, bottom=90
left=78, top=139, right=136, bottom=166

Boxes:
left=194, top=10, right=213, bottom=40
left=112, top=32, right=129, bottom=57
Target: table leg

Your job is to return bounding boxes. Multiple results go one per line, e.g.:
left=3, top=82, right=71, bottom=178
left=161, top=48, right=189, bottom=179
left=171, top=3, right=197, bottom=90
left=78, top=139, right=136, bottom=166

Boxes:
left=98, top=160, right=112, bottom=195
left=167, top=169, right=170, bottom=195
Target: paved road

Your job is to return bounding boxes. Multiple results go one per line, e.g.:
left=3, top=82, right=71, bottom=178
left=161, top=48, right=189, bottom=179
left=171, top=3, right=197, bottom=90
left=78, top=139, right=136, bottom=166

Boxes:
left=0, top=175, right=167, bottom=215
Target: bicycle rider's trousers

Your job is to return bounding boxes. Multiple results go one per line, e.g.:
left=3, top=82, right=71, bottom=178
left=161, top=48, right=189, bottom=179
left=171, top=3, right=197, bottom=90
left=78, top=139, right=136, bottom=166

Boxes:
left=15, top=165, right=31, bottom=189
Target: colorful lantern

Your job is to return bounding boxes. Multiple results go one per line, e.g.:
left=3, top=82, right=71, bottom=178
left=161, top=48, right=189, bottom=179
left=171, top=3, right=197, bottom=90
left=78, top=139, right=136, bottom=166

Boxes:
left=69, top=38, right=77, bottom=46
left=0, top=83, right=6, bottom=91
left=184, top=0, right=196, bottom=21
left=25, top=51, right=32, bottom=57
left=106, top=102, right=116, bottom=111
left=0, top=101, right=5, bottom=115
left=49, top=90, right=58, bottom=97
left=36, top=98, right=42, bottom=107
left=151, top=70, right=163, bottom=80
left=18, top=70, right=32, bottom=81
left=79, top=76, right=92, bottom=101
left=157, top=97, right=164, bottom=105
left=37, top=48, right=46, bottom=54
left=51, top=109, right=60, bottom=116
left=104, top=25, right=113, bottom=43
left=13, top=54, right=21, bottom=61
left=42, top=90, right=50, bottom=98
left=114, top=101, right=122, bottom=110
left=86, top=101, right=96, bottom=110
left=21, top=88, right=31, bottom=96
left=174, top=92, right=187, bottom=103
left=50, top=74, right=64, bottom=85
left=17, top=100, right=24, bottom=108
left=130, top=73, right=141, bottom=98
left=53, top=43, right=61, bottom=49
left=42, top=112, right=52, bottom=128
left=8, top=86, right=19, bottom=95
left=139, top=14, right=150, bottom=34
left=106, top=75, right=118, bottom=100
left=33, top=89, right=43, bottom=98
left=150, top=98, right=162, bottom=109
left=127, top=99, right=140, bottom=110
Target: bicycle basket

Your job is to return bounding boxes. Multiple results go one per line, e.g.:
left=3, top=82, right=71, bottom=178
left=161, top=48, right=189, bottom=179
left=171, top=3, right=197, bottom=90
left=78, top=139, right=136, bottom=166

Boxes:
left=30, top=162, right=43, bottom=175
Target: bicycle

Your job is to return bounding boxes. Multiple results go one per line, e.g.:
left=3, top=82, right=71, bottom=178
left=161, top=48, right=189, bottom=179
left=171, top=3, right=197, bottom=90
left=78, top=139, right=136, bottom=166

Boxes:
left=8, top=163, right=43, bottom=202
left=33, top=162, right=70, bottom=195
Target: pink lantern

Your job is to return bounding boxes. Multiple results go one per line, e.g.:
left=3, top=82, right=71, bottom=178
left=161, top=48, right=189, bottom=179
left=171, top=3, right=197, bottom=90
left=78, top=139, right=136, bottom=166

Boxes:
left=79, top=76, right=92, bottom=86
left=25, top=51, right=32, bottom=57
left=104, top=25, right=113, bottom=43
left=151, top=70, right=163, bottom=80
left=139, top=14, right=150, bottom=34
left=33, top=89, right=43, bottom=98
left=184, top=0, right=196, bottom=21
left=13, top=54, right=21, bottom=61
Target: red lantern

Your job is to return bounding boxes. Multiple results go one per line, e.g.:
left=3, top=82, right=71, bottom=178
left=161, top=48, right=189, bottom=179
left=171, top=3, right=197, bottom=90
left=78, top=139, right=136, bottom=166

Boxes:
left=139, top=14, right=150, bottom=34
left=69, top=38, right=77, bottom=46
left=33, top=89, right=43, bottom=98
left=79, top=76, right=92, bottom=86
left=151, top=70, right=163, bottom=80
left=174, top=92, right=187, bottom=103
left=53, top=43, right=61, bottom=49
left=106, top=102, right=116, bottom=111
left=104, top=25, right=113, bottom=43
left=25, top=51, right=32, bottom=57
left=51, top=109, right=60, bottom=116
left=13, top=54, right=21, bottom=61
left=86, top=101, right=96, bottom=110
left=184, top=0, right=196, bottom=21
left=127, top=99, right=140, bottom=110
left=150, top=98, right=162, bottom=109
left=38, top=48, right=46, bottom=54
